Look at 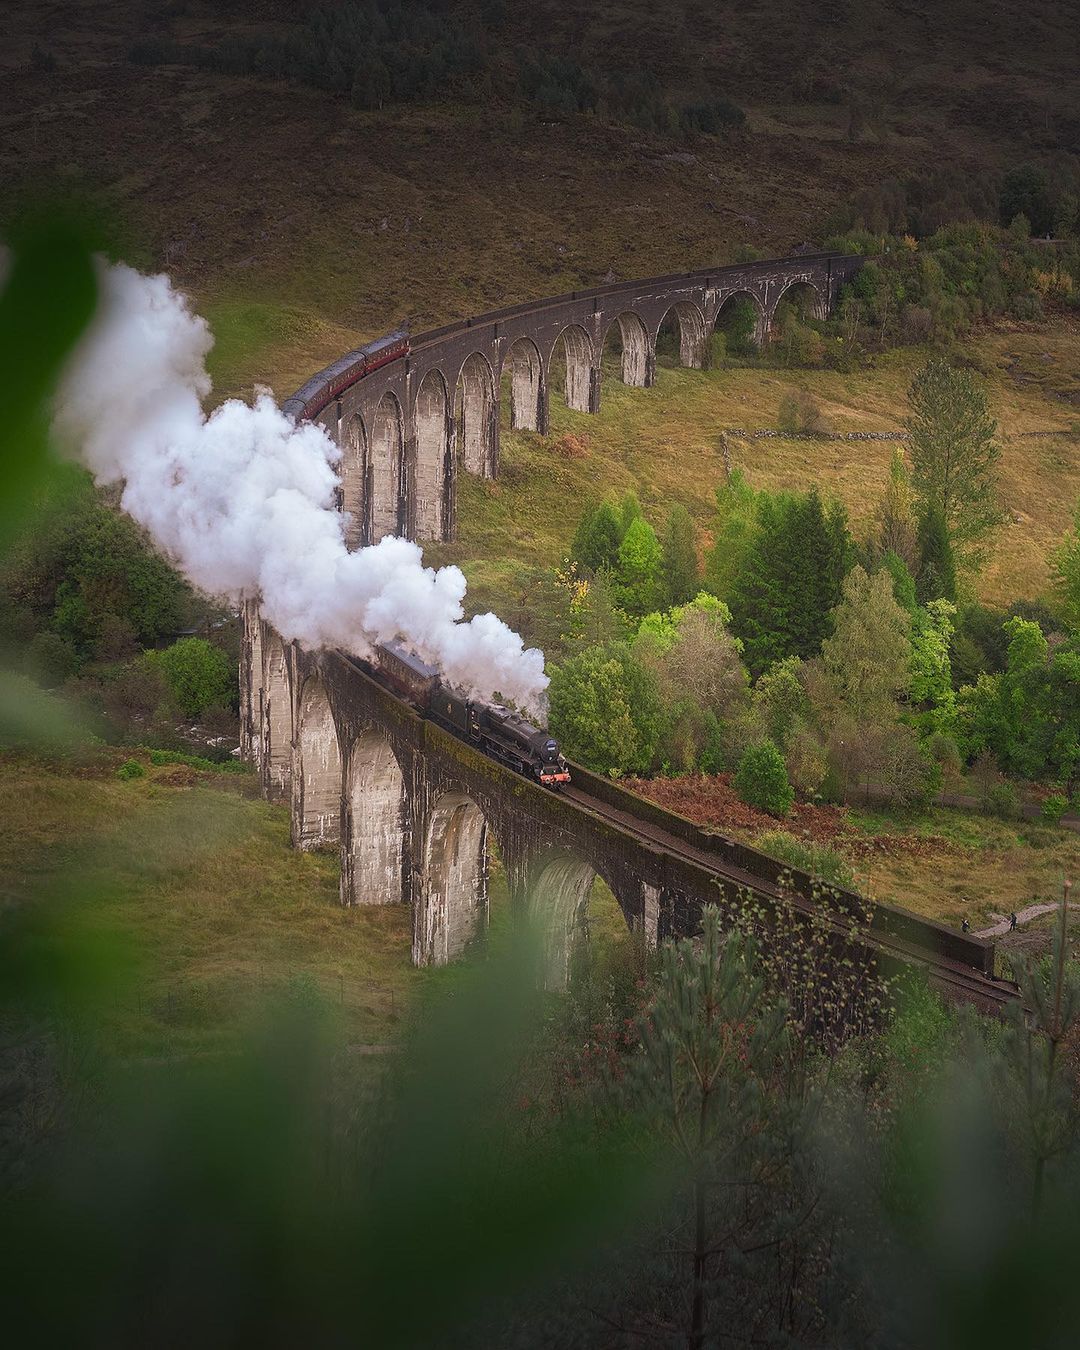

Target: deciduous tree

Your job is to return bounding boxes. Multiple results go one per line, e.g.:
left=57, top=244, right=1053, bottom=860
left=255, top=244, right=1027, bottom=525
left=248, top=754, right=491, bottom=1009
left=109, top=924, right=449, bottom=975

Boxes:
left=1050, top=499, right=1080, bottom=632
left=547, top=643, right=660, bottom=775
left=615, top=516, right=663, bottom=619
left=906, top=359, right=1002, bottom=566
left=821, top=566, right=911, bottom=722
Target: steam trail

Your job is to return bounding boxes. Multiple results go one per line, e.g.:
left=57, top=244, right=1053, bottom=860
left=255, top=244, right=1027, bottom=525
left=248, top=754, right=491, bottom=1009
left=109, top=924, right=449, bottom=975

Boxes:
left=49, top=261, right=548, bottom=711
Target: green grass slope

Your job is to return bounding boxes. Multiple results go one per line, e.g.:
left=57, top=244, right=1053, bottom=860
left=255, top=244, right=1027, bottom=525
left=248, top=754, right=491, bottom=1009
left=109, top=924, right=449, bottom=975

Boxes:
left=427, top=322, right=1080, bottom=613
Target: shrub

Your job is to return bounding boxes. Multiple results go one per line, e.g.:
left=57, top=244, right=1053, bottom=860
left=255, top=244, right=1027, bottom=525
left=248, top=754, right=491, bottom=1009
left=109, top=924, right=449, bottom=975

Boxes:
left=1040, top=793, right=1068, bottom=824
left=703, top=331, right=727, bottom=370
left=116, top=759, right=146, bottom=780
left=150, top=638, right=235, bottom=719
left=147, top=748, right=242, bottom=773
left=24, top=632, right=79, bottom=687
left=986, top=781, right=1019, bottom=820
left=734, top=741, right=795, bottom=817
left=106, top=655, right=171, bottom=721
left=777, top=390, right=831, bottom=435
left=755, top=830, right=854, bottom=887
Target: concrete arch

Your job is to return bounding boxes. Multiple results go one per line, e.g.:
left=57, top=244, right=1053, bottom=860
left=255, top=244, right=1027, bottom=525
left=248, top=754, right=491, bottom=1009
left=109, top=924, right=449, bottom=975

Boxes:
left=771, top=277, right=827, bottom=324
left=341, top=727, right=407, bottom=908
left=414, top=368, right=452, bottom=543
left=714, top=289, right=768, bottom=352
left=655, top=301, right=708, bottom=370
left=454, top=352, right=497, bottom=478
left=601, top=311, right=651, bottom=388
left=549, top=323, right=595, bottom=413
left=341, top=413, right=371, bottom=550
left=416, top=790, right=491, bottom=966
left=370, top=392, right=406, bottom=542
left=262, top=633, right=292, bottom=802
left=500, top=336, right=545, bottom=432
left=291, top=671, right=342, bottom=850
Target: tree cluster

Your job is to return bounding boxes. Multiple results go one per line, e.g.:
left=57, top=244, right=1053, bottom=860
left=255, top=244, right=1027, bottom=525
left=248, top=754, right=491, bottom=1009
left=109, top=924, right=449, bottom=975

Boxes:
left=549, top=355, right=1080, bottom=811
left=0, top=469, right=238, bottom=748
left=129, top=2, right=745, bottom=139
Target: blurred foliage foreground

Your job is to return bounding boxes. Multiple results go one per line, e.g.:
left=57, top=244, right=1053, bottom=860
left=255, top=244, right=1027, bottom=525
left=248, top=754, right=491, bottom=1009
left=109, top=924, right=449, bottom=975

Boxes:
left=5, top=232, right=1080, bottom=1350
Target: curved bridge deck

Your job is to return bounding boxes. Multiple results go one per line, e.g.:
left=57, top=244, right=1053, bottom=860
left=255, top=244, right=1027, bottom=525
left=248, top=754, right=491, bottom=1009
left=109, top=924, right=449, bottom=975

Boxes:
left=242, top=621, right=1017, bottom=1016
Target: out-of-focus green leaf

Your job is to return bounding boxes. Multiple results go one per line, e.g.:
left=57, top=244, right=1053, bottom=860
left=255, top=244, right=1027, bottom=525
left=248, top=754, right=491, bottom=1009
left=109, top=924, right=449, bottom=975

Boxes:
left=0, top=669, right=95, bottom=751
left=0, top=223, right=97, bottom=547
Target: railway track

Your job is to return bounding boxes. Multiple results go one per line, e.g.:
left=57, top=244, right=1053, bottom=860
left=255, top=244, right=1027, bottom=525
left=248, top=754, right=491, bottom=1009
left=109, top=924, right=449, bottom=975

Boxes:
left=334, top=650, right=1018, bottom=1015
left=561, top=782, right=1020, bottom=1016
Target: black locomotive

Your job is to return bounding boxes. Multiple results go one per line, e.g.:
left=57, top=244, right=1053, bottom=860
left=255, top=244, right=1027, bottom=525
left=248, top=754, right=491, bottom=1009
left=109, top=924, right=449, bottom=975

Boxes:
left=365, top=640, right=571, bottom=789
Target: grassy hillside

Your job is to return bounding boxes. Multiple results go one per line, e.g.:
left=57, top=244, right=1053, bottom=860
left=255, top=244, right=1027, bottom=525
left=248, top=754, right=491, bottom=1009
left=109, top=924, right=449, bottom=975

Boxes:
left=0, top=748, right=414, bottom=1056
left=426, top=320, right=1080, bottom=612
left=0, top=745, right=632, bottom=1056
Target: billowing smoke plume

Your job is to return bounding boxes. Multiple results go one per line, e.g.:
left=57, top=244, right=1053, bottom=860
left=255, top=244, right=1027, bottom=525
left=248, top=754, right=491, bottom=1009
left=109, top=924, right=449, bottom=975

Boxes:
left=51, top=261, right=548, bottom=711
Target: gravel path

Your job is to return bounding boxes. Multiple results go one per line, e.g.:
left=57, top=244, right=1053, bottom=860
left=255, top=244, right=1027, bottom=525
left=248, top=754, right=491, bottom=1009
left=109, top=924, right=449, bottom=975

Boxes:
left=976, top=902, right=1063, bottom=938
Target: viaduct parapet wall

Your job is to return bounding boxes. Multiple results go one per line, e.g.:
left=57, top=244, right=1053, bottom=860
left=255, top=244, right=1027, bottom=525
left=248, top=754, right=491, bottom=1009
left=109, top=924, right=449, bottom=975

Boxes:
left=240, top=252, right=1016, bottom=1010
left=283, top=252, right=863, bottom=547
left=239, top=614, right=1011, bottom=1011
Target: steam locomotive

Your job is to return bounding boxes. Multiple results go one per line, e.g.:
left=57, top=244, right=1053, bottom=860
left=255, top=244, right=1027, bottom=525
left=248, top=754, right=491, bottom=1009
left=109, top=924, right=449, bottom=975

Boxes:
left=364, top=640, right=572, bottom=790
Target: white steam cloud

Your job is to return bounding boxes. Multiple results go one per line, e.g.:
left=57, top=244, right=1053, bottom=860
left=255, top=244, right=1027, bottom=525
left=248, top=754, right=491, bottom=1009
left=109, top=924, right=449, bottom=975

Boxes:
left=50, top=261, right=548, bottom=712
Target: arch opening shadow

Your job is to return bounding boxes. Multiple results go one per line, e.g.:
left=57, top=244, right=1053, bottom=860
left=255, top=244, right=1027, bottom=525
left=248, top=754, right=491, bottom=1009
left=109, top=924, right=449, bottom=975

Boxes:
left=455, top=352, right=497, bottom=478
left=247, top=604, right=263, bottom=766
left=417, top=791, right=491, bottom=966
left=342, top=413, right=371, bottom=549
left=527, top=853, right=631, bottom=989
left=341, top=728, right=406, bottom=907
left=292, top=673, right=342, bottom=850
left=370, top=393, right=405, bottom=542
left=773, top=279, right=826, bottom=322
left=655, top=302, right=707, bottom=371
left=500, top=337, right=545, bottom=432
left=770, top=280, right=827, bottom=346
left=601, top=312, right=650, bottom=389
left=714, top=291, right=767, bottom=356
left=414, top=369, right=452, bottom=542
left=262, top=633, right=292, bottom=802
left=549, top=324, right=594, bottom=413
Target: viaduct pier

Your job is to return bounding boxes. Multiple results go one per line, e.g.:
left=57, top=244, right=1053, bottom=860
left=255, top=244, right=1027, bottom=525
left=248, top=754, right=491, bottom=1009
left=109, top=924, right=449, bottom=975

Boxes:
left=241, top=253, right=1016, bottom=1012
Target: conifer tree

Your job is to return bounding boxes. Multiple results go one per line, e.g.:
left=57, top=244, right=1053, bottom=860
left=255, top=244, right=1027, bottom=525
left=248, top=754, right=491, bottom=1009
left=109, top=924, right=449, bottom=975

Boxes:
left=916, top=501, right=957, bottom=604
left=728, top=489, right=851, bottom=674
left=660, top=503, right=699, bottom=608
left=618, top=489, right=643, bottom=539
left=704, top=470, right=758, bottom=602
left=569, top=501, right=622, bottom=574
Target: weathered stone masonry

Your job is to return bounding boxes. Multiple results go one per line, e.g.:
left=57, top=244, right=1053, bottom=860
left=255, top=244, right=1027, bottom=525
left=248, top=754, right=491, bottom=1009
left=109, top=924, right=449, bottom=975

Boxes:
left=240, top=611, right=1001, bottom=999
left=241, top=252, right=879, bottom=970
left=283, top=252, right=862, bottom=549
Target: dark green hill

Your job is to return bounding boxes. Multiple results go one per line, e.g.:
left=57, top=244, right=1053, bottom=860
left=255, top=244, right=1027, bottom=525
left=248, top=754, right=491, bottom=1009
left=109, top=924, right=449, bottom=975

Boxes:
left=2, top=1, right=1076, bottom=396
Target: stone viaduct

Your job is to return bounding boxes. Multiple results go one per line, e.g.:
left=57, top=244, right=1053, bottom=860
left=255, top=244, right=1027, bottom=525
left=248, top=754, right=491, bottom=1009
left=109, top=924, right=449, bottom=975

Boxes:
left=281, top=252, right=863, bottom=547
left=241, top=633, right=1008, bottom=1005
left=242, top=252, right=1014, bottom=1010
